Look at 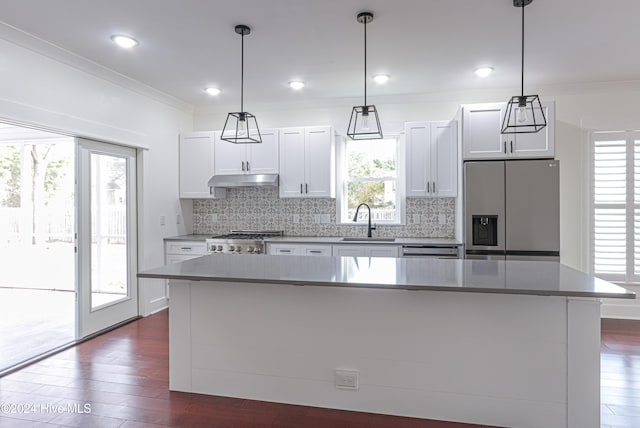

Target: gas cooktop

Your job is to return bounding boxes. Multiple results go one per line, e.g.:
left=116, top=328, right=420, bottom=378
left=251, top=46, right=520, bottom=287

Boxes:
left=206, top=230, right=284, bottom=254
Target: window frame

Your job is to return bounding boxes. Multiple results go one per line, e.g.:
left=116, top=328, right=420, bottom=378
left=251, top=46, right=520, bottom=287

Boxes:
left=336, top=133, right=405, bottom=225
left=589, top=130, right=640, bottom=284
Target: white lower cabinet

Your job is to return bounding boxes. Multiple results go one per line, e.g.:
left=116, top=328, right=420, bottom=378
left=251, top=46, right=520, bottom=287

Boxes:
left=165, top=241, right=207, bottom=264
left=332, top=245, right=399, bottom=258
left=267, top=243, right=332, bottom=256
left=164, top=240, right=208, bottom=299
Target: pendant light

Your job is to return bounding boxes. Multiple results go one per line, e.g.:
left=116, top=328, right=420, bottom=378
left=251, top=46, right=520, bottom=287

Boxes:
left=347, top=12, right=383, bottom=140
left=501, top=0, right=547, bottom=134
left=221, top=25, right=262, bottom=144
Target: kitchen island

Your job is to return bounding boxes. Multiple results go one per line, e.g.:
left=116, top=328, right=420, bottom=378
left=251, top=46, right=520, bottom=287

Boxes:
left=138, top=255, right=634, bottom=428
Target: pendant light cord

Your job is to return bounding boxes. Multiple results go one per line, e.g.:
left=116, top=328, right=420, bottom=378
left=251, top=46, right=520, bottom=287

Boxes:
left=241, top=31, right=244, bottom=113
left=363, top=17, right=367, bottom=107
left=520, top=3, right=525, bottom=97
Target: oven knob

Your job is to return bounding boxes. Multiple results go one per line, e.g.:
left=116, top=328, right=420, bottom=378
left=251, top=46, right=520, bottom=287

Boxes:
left=254, top=248, right=261, bottom=254
left=217, top=245, right=223, bottom=251
left=247, top=246, right=254, bottom=253
left=228, top=246, right=234, bottom=251
left=236, top=246, right=242, bottom=252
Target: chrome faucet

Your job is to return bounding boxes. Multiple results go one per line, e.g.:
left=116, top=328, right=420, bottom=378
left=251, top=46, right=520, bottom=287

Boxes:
left=352, top=203, right=376, bottom=238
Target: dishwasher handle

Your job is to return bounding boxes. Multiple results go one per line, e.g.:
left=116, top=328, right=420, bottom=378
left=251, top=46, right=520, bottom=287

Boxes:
left=401, top=245, right=460, bottom=258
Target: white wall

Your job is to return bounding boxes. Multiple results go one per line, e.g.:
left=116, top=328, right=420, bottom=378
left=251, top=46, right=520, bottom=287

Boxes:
left=0, top=25, right=193, bottom=316
left=195, top=81, right=640, bottom=318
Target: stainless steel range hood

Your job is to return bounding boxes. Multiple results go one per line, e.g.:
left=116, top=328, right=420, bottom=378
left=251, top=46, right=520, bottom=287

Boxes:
left=208, top=174, right=279, bottom=189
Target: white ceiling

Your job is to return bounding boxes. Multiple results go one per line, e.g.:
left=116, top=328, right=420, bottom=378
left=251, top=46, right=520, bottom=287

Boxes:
left=1, top=0, right=638, bottom=108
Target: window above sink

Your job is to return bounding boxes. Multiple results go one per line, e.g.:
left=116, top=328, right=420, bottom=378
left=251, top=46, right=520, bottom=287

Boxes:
left=336, top=135, right=405, bottom=225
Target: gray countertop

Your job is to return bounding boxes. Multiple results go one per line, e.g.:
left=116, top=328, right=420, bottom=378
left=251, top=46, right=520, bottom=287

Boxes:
left=164, top=234, right=462, bottom=246
left=138, top=254, right=634, bottom=299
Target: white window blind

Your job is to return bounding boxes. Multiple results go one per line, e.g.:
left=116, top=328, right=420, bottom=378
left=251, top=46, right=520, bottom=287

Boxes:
left=592, top=131, right=640, bottom=282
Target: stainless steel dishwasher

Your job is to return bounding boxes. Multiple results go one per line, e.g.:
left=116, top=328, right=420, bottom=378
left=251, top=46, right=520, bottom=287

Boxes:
left=401, top=245, right=461, bottom=259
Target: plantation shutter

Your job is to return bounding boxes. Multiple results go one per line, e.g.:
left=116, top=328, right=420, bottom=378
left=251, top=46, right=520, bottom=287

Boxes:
left=592, top=131, right=640, bottom=282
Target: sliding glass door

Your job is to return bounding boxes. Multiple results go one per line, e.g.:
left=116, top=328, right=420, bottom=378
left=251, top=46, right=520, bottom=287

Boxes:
left=76, top=138, right=138, bottom=338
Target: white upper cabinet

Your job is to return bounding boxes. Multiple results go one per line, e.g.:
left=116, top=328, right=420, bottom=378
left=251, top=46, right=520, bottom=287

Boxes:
left=462, top=103, right=505, bottom=159
left=179, top=131, right=225, bottom=199
left=405, top=120, right=458, bottom=197
left=279, top=126, right=335, bottom=198
left=462, top=101, right=555, bottom=160
left=214, top=128, right=279, bottom=175
left=509, top=102, right=555, bottom=158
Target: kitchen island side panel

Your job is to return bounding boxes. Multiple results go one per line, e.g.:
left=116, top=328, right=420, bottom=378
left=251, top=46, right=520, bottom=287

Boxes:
left=168, top=280, right=600, bottom=428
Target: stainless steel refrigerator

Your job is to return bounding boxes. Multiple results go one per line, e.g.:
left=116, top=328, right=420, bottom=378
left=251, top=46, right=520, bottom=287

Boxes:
left=464, top=160, right=560, bottom=261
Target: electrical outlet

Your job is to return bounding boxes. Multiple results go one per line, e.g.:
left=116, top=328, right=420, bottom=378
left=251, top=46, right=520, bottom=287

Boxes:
left=320, top=214, right=331, bottom=223
left=439, top=214, right=446, bottom=225
left=313, top=214, right=321, bottom=223
left=335, top=369, right=359, bottom=390
left=176, top=214, right=182, bottom=225
left=210, top=214, right=218, bottom=223
left=159, top=215, right=166, bottom=226
left=412, top=214, right=421, bottom=225
left=292, top=214, right=300, bottom=224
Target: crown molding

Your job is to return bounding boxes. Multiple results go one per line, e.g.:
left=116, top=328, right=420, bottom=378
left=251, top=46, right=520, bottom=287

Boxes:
left=197, top=79, right=640, bottom=116
left=0, top=21, right=194, bottom=114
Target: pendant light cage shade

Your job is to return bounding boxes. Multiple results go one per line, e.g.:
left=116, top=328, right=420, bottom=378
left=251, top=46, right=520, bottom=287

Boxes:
left=501, top=0, right=547, bottom=134
left=221, top=24, right=262, bottom=144
left=501, top=94, right=547, bottom=134
left=347, top=105, right=383, bottom=140
left=347, top=11, right=383, bottom=140
left=221, top=112, right=262, bottom=144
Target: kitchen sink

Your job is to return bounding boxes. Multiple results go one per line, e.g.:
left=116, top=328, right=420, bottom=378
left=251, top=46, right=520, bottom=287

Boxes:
left=340, top=237, right=396, bottom=242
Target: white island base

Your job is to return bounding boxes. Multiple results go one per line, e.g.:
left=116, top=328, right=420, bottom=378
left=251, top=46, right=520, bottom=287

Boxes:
left=168, top=280, right=600, bottom=428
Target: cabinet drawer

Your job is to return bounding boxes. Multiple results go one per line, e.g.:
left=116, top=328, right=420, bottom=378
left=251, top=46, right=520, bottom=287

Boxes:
left=303, top=245, right=332, bottom=256
left=166, top=254, right=204, bottom=264
left=166, top=241, right=207, bottom=255
left=267, top=243, right=332, bottom=256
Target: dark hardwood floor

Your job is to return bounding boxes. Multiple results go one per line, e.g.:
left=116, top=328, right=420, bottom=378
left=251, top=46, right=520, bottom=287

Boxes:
left=0, top=310, right=638, bottom=427
left=601, top=318, right=640, bottom=428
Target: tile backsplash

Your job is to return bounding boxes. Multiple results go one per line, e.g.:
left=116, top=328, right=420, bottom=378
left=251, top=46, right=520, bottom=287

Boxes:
left=192, top=188, right=455, bottom=238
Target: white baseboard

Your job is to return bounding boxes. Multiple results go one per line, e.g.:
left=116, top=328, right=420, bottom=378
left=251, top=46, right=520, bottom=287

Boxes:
left=601, top=302, right=640, bottom=320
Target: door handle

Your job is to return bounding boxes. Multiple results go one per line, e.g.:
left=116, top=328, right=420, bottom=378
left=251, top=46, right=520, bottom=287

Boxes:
left=427, top=181, right=430, bottom=193
left=503, top=142, right=507, bottom=154
left=305, top=183, right=308, bottom=194
left=510, top=140, right=513, bottom=153
left=433, top=181, right=436, bottom=193
left=246, top=161, right=250, bottom=171
left=241, top=161, right=245, bottom=172
left=300, top=183, right=303, bottom=194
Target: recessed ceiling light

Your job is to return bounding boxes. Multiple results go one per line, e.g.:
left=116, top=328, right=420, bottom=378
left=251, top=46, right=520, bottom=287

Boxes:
left=288, top=81, right=305, bottom=90
left=474, top=67, right=494, bottom=78
left=111, top=35, right=138, bottom=49
left=205, top=87, right=221, bottom=96
left=373, top=74, right=390, bottom=84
